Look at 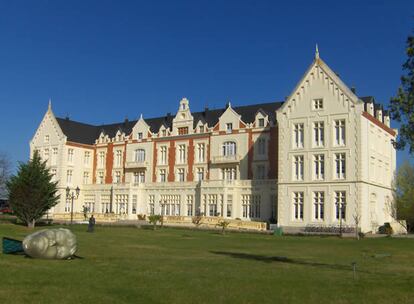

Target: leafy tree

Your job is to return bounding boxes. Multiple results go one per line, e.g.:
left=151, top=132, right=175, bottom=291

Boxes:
left=6, top=151, right=59, bottom=228
left=390, top=161, right=414, bottom=232
left=0, top=151, right=11, bottom=194
left=389, top=32, right=414, bottom=152
left=148, top=214, right=162, bottom=230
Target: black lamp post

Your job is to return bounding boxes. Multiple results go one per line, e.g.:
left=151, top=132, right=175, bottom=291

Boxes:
left=66, top=186, right=80, bottom=224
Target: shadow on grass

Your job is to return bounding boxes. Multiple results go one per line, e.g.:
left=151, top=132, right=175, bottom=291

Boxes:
left=210, top=251, right=370, bottom=273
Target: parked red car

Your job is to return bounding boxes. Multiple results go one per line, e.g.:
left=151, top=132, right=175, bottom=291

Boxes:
left=0, top=207, right=13, bottom=214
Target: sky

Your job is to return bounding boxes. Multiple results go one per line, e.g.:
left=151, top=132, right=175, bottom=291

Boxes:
left=0, top=0, right=413, bottom=172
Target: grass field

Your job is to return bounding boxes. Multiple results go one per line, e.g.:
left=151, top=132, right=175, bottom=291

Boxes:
left=0, top=223, right=413, bottom=304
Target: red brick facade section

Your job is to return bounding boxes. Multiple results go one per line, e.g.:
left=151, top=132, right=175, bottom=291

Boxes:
left=268, top=126, right=278, bottom=179
left=105, top=143, right=113, bottom=184
left=187, top=139, right=194, bottom=181
left=362, top=111, right=396, bottom=137
left=168, top=141, right=175, bottom=182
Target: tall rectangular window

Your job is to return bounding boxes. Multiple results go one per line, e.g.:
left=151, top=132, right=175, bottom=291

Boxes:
left=314, top=154, right=325, bottom=180
left=99, top=151, right=105, bottom=168
left=186, top=195, right=193, bottom=216
left=197, top=168, right=204, bottom=181
left=52, top=148, right=58, bottom=165
left=149, top=195, right=155, bottom=215
left=313, top=122, right=324, bottom=147
left=294, top=155, right=304, bottom=180
left=334, top=120, right=346, bottom=146
left=98, top=172, right=104, bottom=184
left=43, top=148, right=49, bottom=160
left=160, top=146, right=167, bottom=165
left=159, top=169, right=166, bottom=182
left=226, top=123, right=233, bottom=133
left=313, top=191, right=324, bottom=220
left=115, top=171, right=121, bottom=183
left=83, top=172, right=89, bottom=184
left=177, top=168, right=185, bottom=182
left=196, top=143, right=205, bottom=162
left=66, top=170, right=72, bottom=184
left=134, top=149, right=145, bottom=163
left=227, top=195, right=233, bottom=217
left=256, top=165, right=266, bottom=180
left=178, top=145, right=186, bottom=164
left=67, top=149, right=74, bottom=163
left=222, top=167, right=236, bottom=181
left=335, top=153, right=346, bottom=179
left=258, top=118, right=265, bottom=127
left=115, top=150, right=122, bottom=167
left=293, top=192, right=304, bottom=220
left=84, top=151, right=90, bottom=166
left=132, top=195, right=137, bottom=214
left=257, top=138, right=266, bottom=155
left=293, top=123, right=304, bottom=148
left=335, top=191, right=346, bottom=220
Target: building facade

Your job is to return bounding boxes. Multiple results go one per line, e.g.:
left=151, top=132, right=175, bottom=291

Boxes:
left=30, top=51, right=397, bottom=232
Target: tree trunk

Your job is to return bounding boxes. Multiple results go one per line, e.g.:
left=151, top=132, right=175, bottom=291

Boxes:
left=27, top=219, right=35, bottom=229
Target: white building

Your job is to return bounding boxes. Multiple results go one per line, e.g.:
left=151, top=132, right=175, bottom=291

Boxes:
left=30, top=50, right=397, bottom=233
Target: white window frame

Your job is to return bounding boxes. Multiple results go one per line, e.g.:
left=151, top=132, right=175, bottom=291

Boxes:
left=293, top=192, right=304, bottom=220
left=334, top=119, right=346, bottom=146
left=313, top=191, right=324, bottom=220
left=335, top=153, right=346, bottom=179
left=314, top=154, right=325, bottom=180
left=293, top=123, right=304, bottom=148
left=313, top=121, right=324, bottom=147
left=293, top=155, right=304, bottom=181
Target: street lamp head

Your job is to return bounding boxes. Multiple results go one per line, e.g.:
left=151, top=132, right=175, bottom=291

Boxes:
left=75, top=186, right=80, bottom=198
left=66, top=186, right=70, bottom=198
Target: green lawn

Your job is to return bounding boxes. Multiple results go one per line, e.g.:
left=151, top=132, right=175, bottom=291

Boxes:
left=0, top=223, right=413, bottom=304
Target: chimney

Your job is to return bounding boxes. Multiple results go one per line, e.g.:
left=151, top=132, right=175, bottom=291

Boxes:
left=351, top=87, right=356, bottom=94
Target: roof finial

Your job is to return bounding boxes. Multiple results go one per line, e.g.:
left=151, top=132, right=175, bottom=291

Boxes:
left=315, top=44, right=320, bottom=59
left=226, top=101, right=231, bottom=108
left=48, top=98, right=52, bottom=111
left=139, top=113, right=143, bottom=120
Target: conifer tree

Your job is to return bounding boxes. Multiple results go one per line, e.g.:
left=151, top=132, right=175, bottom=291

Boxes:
left=7, top=150, right=59, bottom=228
left=389, top=32, right=414, bottom=152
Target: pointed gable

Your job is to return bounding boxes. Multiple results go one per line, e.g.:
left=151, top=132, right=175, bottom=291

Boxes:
left=277, top=53, right=362, bottom=119
left=31, top=103, right=66, bottom=147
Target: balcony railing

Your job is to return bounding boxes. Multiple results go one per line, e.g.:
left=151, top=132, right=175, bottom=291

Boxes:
left=125, top=161, right=149, bottom=169
left=211, top=154, right=241, bottom=164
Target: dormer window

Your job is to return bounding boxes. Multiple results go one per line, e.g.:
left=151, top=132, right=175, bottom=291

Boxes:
left=162, top=130, right=167, bottom=137
left=313, top=99, right=323, bottom=110
left=137, top=132, right=143, bottom=140
left=178, top=127, right=188, bottom=135
left=226, top=123, right=233, bottom=133
left=258, top=118, right=265, bottom=127
left=199, top=125, right=204, bottom=133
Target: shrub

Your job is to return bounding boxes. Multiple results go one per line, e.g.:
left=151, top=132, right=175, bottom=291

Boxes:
left=378, top=222, right=393, bottom=235
left=148, top=215, right=162, bottom=230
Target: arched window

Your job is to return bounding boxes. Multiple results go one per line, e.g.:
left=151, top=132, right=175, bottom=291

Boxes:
left=222, top=141, right=236, bottom=156
left=134, top=149, right=145, bottom=162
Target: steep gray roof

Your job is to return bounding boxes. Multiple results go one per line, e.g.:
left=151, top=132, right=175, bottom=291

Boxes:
left=56, top=101, right=284, bottom=145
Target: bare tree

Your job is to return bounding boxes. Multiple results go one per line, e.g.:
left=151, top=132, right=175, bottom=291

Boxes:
left=352, top=202, right=362, bottom=240
left=0, top=152, right=11, bottom=195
